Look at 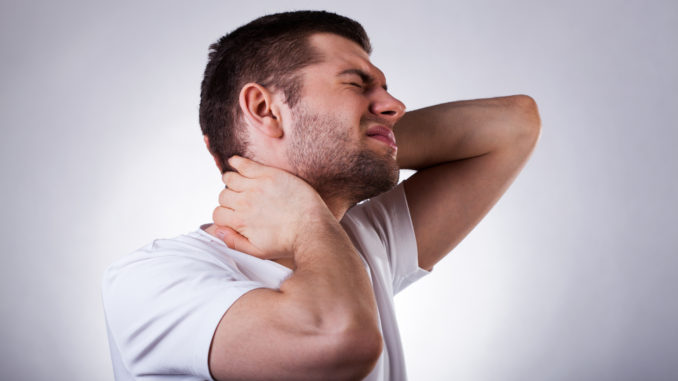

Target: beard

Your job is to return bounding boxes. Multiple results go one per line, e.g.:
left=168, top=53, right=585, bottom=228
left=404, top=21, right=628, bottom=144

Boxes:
left=286, top=105, right=399, bottom=206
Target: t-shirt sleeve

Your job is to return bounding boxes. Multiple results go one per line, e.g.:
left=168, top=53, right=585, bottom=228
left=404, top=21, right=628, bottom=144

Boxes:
left=344, top=183, right=430, bottom=295
left=102, top=249, right=264, bottom=379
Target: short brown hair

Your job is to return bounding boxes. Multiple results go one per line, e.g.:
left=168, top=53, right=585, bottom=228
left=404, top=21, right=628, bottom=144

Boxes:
left=199, top=10, right=371, bottom=172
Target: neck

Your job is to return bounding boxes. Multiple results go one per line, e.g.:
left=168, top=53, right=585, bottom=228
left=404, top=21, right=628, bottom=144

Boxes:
left=322, top=196, right=353, bottom=221
left=203, top=195, right=354, bottom=271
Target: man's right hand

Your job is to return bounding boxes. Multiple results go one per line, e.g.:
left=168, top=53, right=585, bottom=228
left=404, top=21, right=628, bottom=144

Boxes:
left=207, top=156, right=383, bottom=380
left=212, top=155, right=335, bottom=261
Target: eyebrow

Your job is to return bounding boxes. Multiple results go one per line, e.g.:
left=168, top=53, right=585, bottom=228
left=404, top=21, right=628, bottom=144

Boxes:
left=337, top=68, right=388, bottom=91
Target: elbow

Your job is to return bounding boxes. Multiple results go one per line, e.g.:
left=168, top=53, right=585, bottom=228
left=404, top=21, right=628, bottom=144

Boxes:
left=319, top=325, right=383, bottom=380
left=337, top=327, right=383, bottom=379
left=510, top=94, right=542, bottom=147
left=345, top=325, right=383, bottom=366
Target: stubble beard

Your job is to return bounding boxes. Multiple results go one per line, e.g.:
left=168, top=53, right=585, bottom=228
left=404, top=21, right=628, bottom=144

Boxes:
left=287, top=105, right=399, bottom=206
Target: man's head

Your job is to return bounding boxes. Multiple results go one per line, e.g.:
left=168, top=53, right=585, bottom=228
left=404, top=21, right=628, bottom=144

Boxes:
left=200, top=11, right=371, bottom=172
left=201, top=11, right=406, bottom=206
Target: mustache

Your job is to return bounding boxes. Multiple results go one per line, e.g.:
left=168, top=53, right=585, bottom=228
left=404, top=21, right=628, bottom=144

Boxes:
left=361, top=115, right=394, bottom=129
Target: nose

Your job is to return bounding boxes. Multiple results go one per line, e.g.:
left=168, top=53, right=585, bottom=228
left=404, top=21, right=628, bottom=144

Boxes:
left=369, top=88, right=406, bottom=123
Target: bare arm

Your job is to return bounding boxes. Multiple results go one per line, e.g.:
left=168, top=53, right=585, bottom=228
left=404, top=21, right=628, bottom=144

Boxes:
left=208, top=156, right=381, bottom=380
left=395, top=95, right=541, bottom=271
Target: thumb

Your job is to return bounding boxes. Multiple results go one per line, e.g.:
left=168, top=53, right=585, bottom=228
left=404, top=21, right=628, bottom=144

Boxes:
left=214, top=226, right=265, bottom=257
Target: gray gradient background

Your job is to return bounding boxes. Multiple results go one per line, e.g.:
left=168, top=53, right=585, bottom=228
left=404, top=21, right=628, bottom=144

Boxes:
left=1, top=0, right=677, bottom=380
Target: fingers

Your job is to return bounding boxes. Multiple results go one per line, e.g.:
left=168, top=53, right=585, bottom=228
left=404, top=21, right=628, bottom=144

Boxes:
left=212, top=206, right=239, bottom=229
left=228, top=155, right=267, bottom=178
left=218, top=188, right=239, bottom=211
left=214, top=226, right=265, bottom=258
left=213, top=226, right=240, bottom=248
left=221, top=171, right=253, bottom=192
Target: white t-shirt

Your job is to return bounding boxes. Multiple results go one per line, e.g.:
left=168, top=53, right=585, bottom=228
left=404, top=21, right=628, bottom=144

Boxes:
left=102, top=183, right=429, bottom=380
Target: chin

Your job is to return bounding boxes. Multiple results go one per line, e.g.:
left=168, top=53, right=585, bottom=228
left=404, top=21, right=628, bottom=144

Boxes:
left=289, top=139, right=399, bottom=204
left=342, top=151, right=400, bottom=203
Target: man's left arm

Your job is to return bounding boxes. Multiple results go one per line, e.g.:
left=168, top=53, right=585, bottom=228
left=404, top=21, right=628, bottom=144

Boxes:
left=395, top=95, right=541, bottom=271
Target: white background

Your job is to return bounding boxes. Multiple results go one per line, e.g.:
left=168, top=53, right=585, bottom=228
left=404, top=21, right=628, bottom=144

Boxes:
left=1, top=0, right=676, bottom=380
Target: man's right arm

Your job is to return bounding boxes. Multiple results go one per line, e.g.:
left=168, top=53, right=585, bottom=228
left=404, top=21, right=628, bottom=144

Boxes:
left=208, top=156, right=382, bottom=381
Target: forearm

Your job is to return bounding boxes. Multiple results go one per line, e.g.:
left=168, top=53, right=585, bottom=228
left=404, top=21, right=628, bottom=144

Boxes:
left=267, top=218, right=381, bottom=378
left=209, top=217, right=381, bottom=380
left=395, top=95, right=540, bottom=170
left=280, top=218, right=379, bottom=335
left=210, top=155, right=383, bottom=379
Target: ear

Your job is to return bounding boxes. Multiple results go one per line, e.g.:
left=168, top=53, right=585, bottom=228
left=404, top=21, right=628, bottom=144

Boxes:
left=203, top=135, right=223, bottom=172
left=238, top=83, right=284, bottom=138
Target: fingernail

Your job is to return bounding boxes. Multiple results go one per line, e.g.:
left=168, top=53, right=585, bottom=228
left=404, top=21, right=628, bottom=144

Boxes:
left=215, top=230, right=225, bottom=238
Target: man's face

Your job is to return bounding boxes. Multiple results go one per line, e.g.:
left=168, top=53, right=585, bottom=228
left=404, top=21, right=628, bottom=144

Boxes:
left=285, top=33, right=406, bottom=204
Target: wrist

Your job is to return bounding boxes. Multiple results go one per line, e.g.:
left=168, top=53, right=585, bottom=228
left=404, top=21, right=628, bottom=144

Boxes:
left=291, top=216, right=354, bottom=263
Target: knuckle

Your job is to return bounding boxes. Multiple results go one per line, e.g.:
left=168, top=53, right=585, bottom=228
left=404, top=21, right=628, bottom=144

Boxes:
left=240, top=163, right=253, bottom=175
left=262, top=176, right=275, bottom=187
left=236, top=197, right=250, bottom=209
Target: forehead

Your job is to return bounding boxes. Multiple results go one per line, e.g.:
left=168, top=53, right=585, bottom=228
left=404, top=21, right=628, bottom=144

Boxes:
left=306, top=33, right=386, bottom=83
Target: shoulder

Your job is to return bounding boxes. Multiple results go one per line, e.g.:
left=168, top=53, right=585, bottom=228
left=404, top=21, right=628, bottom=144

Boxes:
left=101, top=228, right=258, bottom=333
left=101, top=228, right=267, bottom=378
left=103, top=229, right=240, bottom=291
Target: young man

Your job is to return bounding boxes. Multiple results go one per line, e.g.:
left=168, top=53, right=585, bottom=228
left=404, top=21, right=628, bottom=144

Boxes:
left=103, top=11, right=540, bottom=381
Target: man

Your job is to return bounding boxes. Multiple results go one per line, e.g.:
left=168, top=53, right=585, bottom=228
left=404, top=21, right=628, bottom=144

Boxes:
left=102, top=10, right=540, bottom=381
